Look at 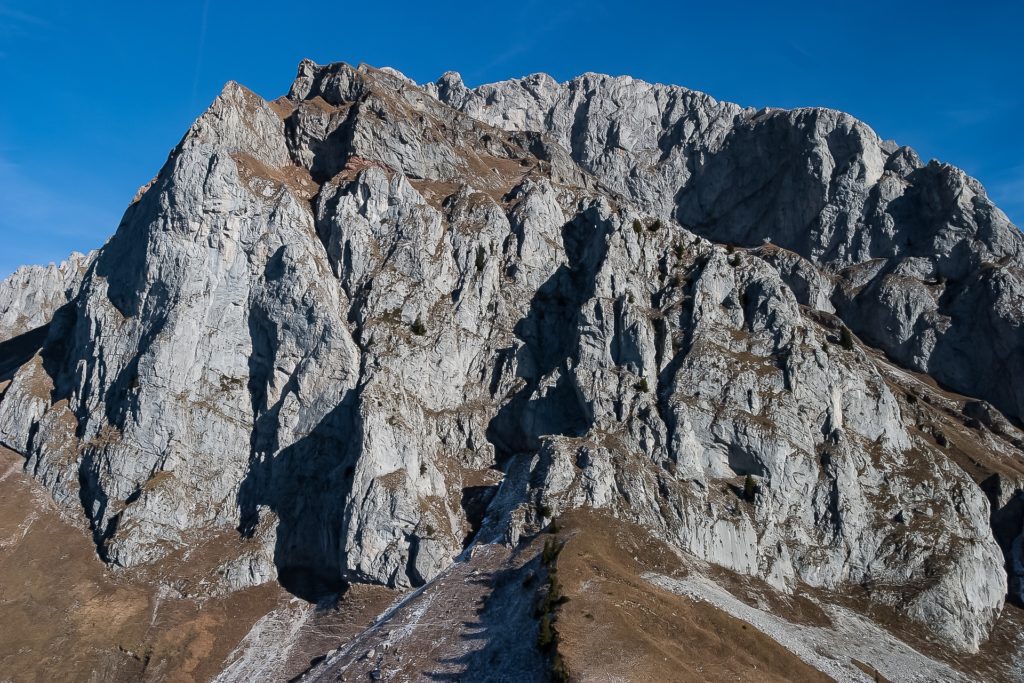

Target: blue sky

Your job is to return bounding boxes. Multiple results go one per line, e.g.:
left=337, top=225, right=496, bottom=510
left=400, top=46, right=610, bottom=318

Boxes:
left=0, top=1, right=1021, bottom=278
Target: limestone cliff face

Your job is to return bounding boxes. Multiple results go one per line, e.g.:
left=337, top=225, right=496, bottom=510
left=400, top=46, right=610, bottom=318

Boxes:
left=0, top=251, right=93, bottom=343
left=430, top=71, right=1024, bottom=426
left=1, top=60, right=1022, bottom=653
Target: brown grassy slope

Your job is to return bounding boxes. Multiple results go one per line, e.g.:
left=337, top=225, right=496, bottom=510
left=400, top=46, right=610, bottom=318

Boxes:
left=551, top=509, right=833, bottom=682
left=0, top=446, right=397, bottom=683
left=0, top=447, right=289, bottom=682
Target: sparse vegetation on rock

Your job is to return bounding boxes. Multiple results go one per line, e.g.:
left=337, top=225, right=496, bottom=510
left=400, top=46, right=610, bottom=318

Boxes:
left=840, top=325, right=855, bottom=350
left=537, top=536, right=570, bottom=682
left=743, top=474, right=757, bottom=502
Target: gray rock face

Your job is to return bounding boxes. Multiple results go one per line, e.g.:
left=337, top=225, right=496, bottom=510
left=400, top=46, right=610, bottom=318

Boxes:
left=0, top=251, right=93, bottom=342
left=431, top=73, right=1024, bottom=426
left=1, top=60, right=1021, bottom=654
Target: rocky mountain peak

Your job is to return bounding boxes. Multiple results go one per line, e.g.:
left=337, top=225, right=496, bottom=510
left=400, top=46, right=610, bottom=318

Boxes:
left=2, top=59, right=1024, bottom=679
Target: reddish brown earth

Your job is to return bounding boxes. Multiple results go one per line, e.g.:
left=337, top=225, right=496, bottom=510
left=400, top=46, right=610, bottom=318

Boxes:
left=0, top=446, right=280, bottom=681
left=551, top=510, right=834, bottom=682
left=0, top=447, right=393, bottom=683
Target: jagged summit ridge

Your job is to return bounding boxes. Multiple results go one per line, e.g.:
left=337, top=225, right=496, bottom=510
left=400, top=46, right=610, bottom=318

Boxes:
left=0, top=59, right=1022, bottom=663
left=426, top=63, right=1024, bottom=423
left=0, top=251, right=93, bottom=343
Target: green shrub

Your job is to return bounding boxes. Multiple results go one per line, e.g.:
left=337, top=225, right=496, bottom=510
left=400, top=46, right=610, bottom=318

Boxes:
left=410, top=317, right=427, bottom=336
left=218, top=375, right=242, bottom=392
left=634, top=377, right=650, bottom=393
left=839, top=326, right=854, bottom=350
left=550, top=653, right=570, bottom=682
left=542, top=537, right=563, bottom=566
left=537, top=614, right=555, bottom=648
left=648, top=219, right=664, bottom=232
left=743, top=474, right=757, bottom=501
left=535, top=538, right=571, bottom=682
left=632, top=219, right=643, bottom=234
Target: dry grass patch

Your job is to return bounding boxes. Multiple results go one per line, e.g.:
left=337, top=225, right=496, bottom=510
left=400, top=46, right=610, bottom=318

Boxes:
left=552, top=509, right=833, bottom=682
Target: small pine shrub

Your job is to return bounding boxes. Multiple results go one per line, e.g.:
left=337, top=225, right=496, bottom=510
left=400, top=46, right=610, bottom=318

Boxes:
left=537, top=614, right=555, bottom=647
left=425, top=523, right=436, bottom=537
left=725, top=244, right=735, bottom=254
left=550, top=653, right=570, bottom=682
left=410, top=317, right=427, bottom=336
left=535, top=537, right=571, bottom=681
left=548, top=575, right=565, bottom=606
left=541, top=537, right=562, bottom=565
left=634, top=377, right=649, bottom=393
left=648, top=219, right=664, bottom=232
left=743, top=474, right=756, bottom=501
left=839, top=326, right=854, bottom=350
left=632, top=219, right=643, bottom=234
left=673, top=242, right=685, bottom=259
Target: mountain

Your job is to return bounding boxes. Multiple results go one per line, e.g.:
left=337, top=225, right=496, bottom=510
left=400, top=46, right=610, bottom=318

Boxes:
left=1, top=60, right=1023, bottom=682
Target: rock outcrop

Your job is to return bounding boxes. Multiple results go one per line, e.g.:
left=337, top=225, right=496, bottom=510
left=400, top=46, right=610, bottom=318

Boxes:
left=1, top=60, right=1022, bottom=657
left=430, top=72, right=1024, bottom=427
left=0, top=251, right=93, bottom=342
